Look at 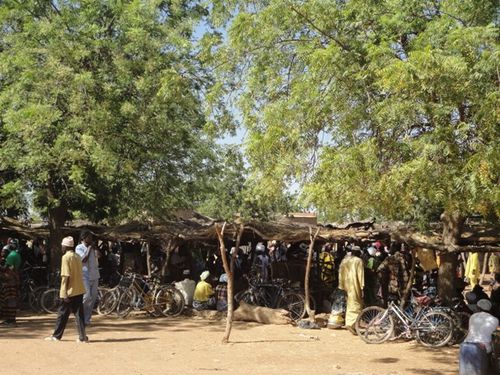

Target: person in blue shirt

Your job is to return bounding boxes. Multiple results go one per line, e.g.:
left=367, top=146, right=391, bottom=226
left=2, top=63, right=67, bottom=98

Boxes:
left=75, top=230, right=100, bottom=326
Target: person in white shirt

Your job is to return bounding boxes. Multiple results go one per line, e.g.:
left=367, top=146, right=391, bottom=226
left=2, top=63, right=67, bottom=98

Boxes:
left=75, top=231, right=100, bottom=326
left=459, top=299, right=499, bottom=375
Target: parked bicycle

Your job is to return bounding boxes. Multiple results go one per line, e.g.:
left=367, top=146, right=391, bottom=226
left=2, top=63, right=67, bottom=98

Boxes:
left=355, top=298, right=454, bottom=348
left=236, top=277, right=311, bottom=321
left=19, top=264, right=48, bottom=312
left=114, top=273, right=184, bottom=318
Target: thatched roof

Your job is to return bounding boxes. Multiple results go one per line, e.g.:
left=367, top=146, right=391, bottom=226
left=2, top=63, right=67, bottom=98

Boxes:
left=1, top=214, right=499, bottom=252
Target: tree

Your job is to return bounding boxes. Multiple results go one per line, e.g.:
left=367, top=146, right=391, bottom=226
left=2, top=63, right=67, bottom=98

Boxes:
left=0, top=1, right=216, bottom=265
left=210, top=0, right=499, bottom=302
left=196, top=145, right=299, bottom=220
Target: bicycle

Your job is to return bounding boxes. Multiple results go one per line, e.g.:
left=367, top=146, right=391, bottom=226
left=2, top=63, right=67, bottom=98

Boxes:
left=19, top=264, right=48, bottom=312
left=355, top=300, right=454, bottom=348
left=115, top=273, right=184, bottom=318
left=236, top=277, right=309, bottom=321
left=432, top=297, right=471, bottom=345
left=97, top=272, right=184, bottom=317
left=97, top=273, right=133, bottom=316
left=39, top=271, right=63, bottom=314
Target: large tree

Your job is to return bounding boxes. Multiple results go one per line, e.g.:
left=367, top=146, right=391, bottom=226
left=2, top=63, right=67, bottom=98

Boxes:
left=210, top=0, right=499, bottom=301
left=0, top=1, right=216, bottom=264
left=210, top=0, right=498, bottom=222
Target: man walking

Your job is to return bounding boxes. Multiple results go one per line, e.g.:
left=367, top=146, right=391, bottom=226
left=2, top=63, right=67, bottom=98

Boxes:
left=45, top=236, right=87, bottom=342
left=76, top=230, right=100, bottom=326
left=339, top=246, right=365, bottom=334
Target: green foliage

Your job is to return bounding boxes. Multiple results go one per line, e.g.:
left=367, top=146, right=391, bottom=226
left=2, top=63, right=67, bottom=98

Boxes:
left=196, top=145, right=298, bottom=220
left=211, top=0, right=500, bottom=224
left=0, top=0, right=218, bottom=223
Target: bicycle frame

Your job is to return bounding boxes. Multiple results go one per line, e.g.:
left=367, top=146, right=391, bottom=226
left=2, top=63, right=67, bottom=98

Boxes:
left=248, top=281, right=286, bottom=308
left=385, top=301, right=430, bottom=336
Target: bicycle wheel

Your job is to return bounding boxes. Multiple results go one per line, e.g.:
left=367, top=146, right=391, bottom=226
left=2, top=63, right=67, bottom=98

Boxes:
left=156, top=287, right=185, bottom=317
left=29, top=286, right=48, bottom=313
left=40, top=288, right=62, bottom=314
left=450, top=311, right=470, bottom=345
left=116, top=290, right=133, bottom=318
left=358, top=307, right=394, bottom=344
left=97, top=289, right=119, bottom=316
left=277, top=292, right=306, bottom=321
left=94, top=287, right=108, bottom=311
left=356, top=306, right=387, bottom=336
left=415, top=310, right=454, bottom=348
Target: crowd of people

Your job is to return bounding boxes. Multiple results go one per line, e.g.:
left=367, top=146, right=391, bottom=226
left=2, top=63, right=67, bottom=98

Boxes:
left=0, top=231, right=101, bottom=342
left=1, top=232, right=500, bottom=373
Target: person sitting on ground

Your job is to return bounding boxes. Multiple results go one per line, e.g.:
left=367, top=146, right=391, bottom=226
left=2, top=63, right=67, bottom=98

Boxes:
left=215, top=273, right=228, bottom=312
left=459, top=299, right=499, bottom=375
left=193, top=270, right=215, bottom=311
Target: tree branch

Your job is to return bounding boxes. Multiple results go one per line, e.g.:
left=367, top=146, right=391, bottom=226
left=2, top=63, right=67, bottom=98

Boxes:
left=289, top=4, right=351, bottom=53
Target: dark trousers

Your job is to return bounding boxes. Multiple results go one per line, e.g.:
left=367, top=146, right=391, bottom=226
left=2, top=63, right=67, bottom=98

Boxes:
left=52, top=294, right=86, bottom=341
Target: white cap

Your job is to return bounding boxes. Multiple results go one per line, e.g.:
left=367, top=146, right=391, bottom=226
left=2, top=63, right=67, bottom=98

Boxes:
left=61, top=236, right=74, bottom=247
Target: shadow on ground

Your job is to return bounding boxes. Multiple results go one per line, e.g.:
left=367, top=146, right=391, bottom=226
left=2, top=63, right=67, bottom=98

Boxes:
left=1, top=312, right=256, bottom=340
left=405, top=343, right=458, bottom=375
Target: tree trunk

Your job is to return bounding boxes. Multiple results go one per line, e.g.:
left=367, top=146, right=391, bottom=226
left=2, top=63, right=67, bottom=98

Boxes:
left=47, top=200, right=67, bottom=272
left=160, top=239, right=176, bottom=280
left=438, top=211, right=464, bottom=304
left=305, top=227, right=320, bottom=321
left=400, top=248, right=416, bottom=308
left=217, top=223, right=244, bottom=344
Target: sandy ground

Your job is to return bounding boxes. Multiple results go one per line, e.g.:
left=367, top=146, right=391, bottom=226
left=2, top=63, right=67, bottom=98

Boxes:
left=0, top=312, right=459, bottom=375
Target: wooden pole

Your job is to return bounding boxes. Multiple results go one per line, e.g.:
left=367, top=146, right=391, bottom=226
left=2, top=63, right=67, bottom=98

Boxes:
left=160, top=239, right=175, bottom=280
left=400, top=247, right=416, bottom=308
left=479, top=253, right=490, bottom=286
left=305, top=227, right=321, bottom=321
left=145, top=241, right=152, bottom=277
left=216, top=222, right=244, bottom=344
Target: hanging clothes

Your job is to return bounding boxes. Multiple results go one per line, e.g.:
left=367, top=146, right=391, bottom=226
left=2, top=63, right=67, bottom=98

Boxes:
left=465, top=252, right=480, bottom=288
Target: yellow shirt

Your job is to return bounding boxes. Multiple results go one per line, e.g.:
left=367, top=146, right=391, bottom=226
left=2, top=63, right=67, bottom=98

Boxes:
left=193, top=280, right=214, bottom=302
left=60, top=251, right=86, bottom=298
left=489, top=254, right=500, bottom=274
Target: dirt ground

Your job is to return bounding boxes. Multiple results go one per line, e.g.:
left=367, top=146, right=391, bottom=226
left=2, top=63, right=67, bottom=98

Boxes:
left=0, top=312, right=460, bottom=375
left=0, top=315, right=458, bottom=375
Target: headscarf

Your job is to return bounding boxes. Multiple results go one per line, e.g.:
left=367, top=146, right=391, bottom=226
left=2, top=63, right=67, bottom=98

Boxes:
left=200, top=270, right=210, bottom=281
left=219, top=273, right=228, bottom=283
left=477, top=299, right=492, bottom=312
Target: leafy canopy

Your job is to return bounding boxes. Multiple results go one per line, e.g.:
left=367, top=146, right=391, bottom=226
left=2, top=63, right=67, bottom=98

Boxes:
left=209, top=0, right=499, bottom=224
left=0, top=0, right=218, bottom=223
